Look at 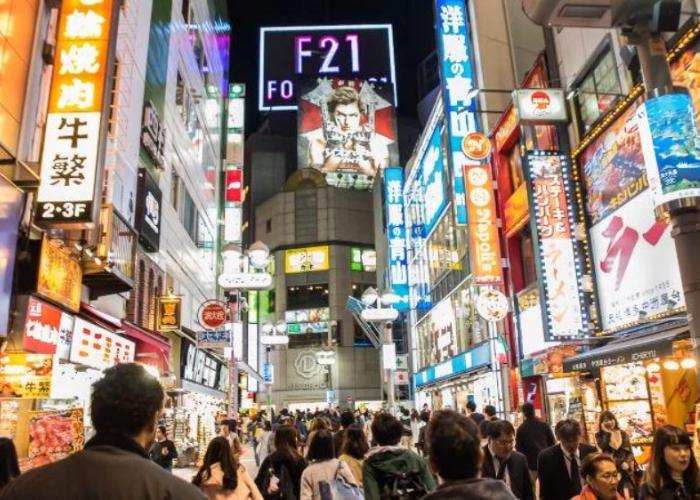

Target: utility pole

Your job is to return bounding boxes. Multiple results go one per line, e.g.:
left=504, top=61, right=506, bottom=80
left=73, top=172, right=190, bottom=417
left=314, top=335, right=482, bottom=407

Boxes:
left=384, top=321, right=396, bottom=415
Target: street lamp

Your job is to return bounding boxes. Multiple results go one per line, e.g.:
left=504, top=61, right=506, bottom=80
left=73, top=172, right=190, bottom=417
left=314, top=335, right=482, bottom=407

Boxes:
left=316, top=350, right=336, bottom=407
left=248, top=240, right=270, bottom=269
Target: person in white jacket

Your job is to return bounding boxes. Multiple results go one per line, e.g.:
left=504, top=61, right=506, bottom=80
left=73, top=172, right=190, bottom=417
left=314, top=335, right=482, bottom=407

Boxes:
left=255, top=421, right=273, bottom=467
left=300, top=430, right=357, bottom=500
left=193, top=436, right=263, bottom=500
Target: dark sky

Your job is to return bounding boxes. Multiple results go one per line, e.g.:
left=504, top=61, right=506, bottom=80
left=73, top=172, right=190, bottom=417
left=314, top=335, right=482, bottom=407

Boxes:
left=228, top=0, right=436, bottom=133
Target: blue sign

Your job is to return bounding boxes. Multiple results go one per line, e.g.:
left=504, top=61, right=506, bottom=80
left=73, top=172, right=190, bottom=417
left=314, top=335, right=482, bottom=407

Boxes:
left=384, top=167, right=410, bottom=311
left=413, top=341, right=491, bottom=387
left=262, top=362, right=274, bottom=384
left=637, top=91, right=700, bottom=209
left=196, top=330, right=232, bottom=349
left=422, top=124, right=448, bottom=233
left=435, top=0, right=479, bottom=225
left=326, top=389, right=335, bottom=405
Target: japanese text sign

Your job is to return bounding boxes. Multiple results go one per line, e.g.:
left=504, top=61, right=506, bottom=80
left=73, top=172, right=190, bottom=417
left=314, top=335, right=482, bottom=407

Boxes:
left=435, top=0, right=478, bottom=225
left=36, top=0, right=115, bottom=226
left=464, top=164, right=503, bottom=285
left=525, top=151, right=589, bottom=340
left=422, top=125, right=448, bottom=234
left=384, top=167, right=409, bottom=310
left=285, top=246, right=330, bottom=273
left=0, top=353, right=54, bottom=398
left=23, top=297, right=74, bottom=355
left=36, top=236, right=82, bottom=313
left=156, top=297, right=181, bottom=332
left=225, top=166, right=243, bottom=205
left=69, top=318, right=134, bottom=370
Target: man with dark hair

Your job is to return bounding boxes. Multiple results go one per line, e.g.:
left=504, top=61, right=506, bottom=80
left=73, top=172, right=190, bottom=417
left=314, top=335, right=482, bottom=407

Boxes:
left=422, top=410, right=515, bottom=499
left=333, top=410, right=356, bottom=458
left=574, top=453, right=623, bottom=500
left=538, top=419, right=597, bottom=500
left=466, top=400, right=485, bottom=425
left=1, top=363, right=204, bottom=499
left=148, top=425, right=178, bottom=471
left=362, top=412, right=435, bottom=498
left=515, top=402, right=555, bottom=484
left=482, top=420, right=533, bottom=500
left=480, top=405, right=498, bottom=439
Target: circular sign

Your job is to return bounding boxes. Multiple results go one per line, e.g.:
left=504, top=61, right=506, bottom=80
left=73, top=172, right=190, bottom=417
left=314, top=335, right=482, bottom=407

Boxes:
left=197, top=300, right=227, bottom=330
left=462, top=132, right=492, bottom=161
left=475, top=289, right=509, bottom=322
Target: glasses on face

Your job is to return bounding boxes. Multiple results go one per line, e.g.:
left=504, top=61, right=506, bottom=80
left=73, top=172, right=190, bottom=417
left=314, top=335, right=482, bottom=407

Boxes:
left=496, top=438, right=515, bottom=447
left=596, top=471, right=620, bottom=481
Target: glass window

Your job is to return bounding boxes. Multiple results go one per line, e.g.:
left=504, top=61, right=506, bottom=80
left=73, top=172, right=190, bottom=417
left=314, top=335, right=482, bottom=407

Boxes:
left=180, top=188, right=198, bottom=242
left=573, top=49, right=622, bottom=133
left=287, top=284, right=329, bottom=310
left=427, top=212, right=467, bottom=288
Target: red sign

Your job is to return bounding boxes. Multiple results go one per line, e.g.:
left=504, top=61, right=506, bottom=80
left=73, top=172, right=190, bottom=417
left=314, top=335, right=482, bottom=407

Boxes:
left=23, top=297, right=73, bottom=354
left=464, top=164, right=503, bottom=285
left=225, top=168, right=243, bottom=204
left=197, top=300, right=227, bottom=330
left=503, top=183, right=530, bottom=237
left=462, top=132, right=491, bottom=161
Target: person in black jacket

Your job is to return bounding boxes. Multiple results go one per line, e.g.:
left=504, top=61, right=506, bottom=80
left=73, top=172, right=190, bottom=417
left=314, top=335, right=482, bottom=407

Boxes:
left=515, top=403, right=555, bottom=484
left=482, top=420, right=533, bottom=500
left=640, top=425, right=700, bottom=500
left=149, top=426, right=178, bottom=471
left=537, top=419, right=597, bottom=500
left=255, top=426, right=307, bottom=499
left=332, top=410, right=355, bottom=458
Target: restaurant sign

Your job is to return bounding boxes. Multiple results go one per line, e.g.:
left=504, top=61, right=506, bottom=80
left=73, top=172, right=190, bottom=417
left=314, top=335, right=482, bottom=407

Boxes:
left=156, top=297, right=181, bottom=332
left=36, top=236, right=82, bottom=313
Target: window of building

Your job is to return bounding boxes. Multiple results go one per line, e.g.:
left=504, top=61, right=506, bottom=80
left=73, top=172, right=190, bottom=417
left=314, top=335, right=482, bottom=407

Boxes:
left=572, top=47, right=623, bottom=133
left=266, top=219, right=272, bottom=233
left=287, top=284, right=329, bottom=310
left=107, top=59, right=120, bottom=138
left=197, top=217, right=215, bottom=271
left=180, top=188, right=198, bottom=243
left=170, top=171, right=180, bottom=209
left=427, top=212, right=466, bottom=289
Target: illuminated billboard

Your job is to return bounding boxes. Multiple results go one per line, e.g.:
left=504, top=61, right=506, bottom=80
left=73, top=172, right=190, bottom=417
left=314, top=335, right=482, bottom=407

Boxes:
left=298, top=78, right=398, bottom=190
left=259, top=25, right=396, bottom=111
left=384, top=167, right=409, bottom=310
left=285, top=246, right=330, bottom=273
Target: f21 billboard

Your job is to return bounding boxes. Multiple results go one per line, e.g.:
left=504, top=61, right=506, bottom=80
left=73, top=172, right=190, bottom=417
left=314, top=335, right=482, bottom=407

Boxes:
left=259, top=25, right=397, bottom=111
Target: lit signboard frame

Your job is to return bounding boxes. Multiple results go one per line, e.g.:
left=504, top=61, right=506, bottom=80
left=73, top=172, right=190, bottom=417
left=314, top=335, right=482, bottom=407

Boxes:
left=285, top=246, right=330, bottom=273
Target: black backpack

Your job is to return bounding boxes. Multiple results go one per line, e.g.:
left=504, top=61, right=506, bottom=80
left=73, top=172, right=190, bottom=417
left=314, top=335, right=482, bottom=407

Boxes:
left=259, top=463, right=297, bottom=500
left=380, top=469, right=429, bottom=500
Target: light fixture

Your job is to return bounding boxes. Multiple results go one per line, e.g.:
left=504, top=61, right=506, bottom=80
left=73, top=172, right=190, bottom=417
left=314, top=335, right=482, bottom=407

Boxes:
left=681, top=358, right=697, bottom=369
left=380, top=289, right=400, bottom=306
left=248, top=240, right=270, bottom=269
left=361, top=286, right=378, bottom=306
left=646, top=362, right=661, bottom=373
left=663, top=359, right=680, bottom=371
left=274, top=319, right=288, bottom=335
left=261, top=322, right=274, bottom=335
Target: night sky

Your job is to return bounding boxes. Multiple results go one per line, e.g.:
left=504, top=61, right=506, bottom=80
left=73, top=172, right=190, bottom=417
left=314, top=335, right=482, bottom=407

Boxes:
left=228, top=0, right=437, bottom=133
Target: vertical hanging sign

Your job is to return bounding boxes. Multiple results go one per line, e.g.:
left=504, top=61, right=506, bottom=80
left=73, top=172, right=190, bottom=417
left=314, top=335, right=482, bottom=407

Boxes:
left=435, top=0, right=478, bottom=226
left=36, top=0, right=117, bottom=227
left=384, top=167, right=409, bottom=311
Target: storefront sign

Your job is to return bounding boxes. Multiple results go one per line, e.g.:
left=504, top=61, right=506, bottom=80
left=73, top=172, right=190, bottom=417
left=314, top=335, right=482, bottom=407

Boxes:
left=285, top=246, right=329, bottom=273
left=263, top=362, right=274, bottom=384
left=462, top=132, right=491, bottom=161
left=422, top=124, right=448, bottom=234
left=475, top=289, right=508, bottom=322
left=23, top=297, right=74, bottom=354
left=414, top=342, right=491, bottom=387
left=181, top=339, right=225, bottom=391
left=225, top=166, right=243, bottom=205
left=636, top=91, right=700, bottom=211
left=435, top=0, right=477, bottom=225
left=196, top=330, right=232, bottom=349
left=514, top=88, right=567, bottom=124
left=35, top=0, right=116, bottom=226
left=563, top=339, right=675, bottom=372
left=494, top=106, right=519, bottom=151
left=526, top=151, right=589, bottom=340
left=351, top=248, right=377, bottom=272
left=218, top=272, right=273, bottom=290
left=0, top=177, right=23, bottom=337
left=384, top=167, right=410, bottom=310
left=70, top=317, right=134, bottom=370
left=382, top=343, right=397, bottom=370
left=141, top=101, right=166, bottom=169
left=516, top=287, right=556, bottom=357
left=36, top=236, right=82, bottom=313
left=134, top=168, right=161, bottom=252
left=247, top=324, right=259, bottom=392
left=0, top=353, right=53, bottom=398
left=197, top=300, right=227, bottom=330
left=156, top=297, right=181, bottom=332
left=504, top=183, right=530, bottom=236
left=464, top=164, right=503, bottom=285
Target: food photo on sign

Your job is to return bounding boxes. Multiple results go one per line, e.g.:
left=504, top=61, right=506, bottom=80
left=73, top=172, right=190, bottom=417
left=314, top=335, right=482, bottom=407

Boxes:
left=297, top=77, right=398, bottom=190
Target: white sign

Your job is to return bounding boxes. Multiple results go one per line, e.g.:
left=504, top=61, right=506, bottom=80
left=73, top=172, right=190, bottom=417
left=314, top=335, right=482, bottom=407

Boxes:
left=247, top=324, right=259, bottom=392
left=514, top=89, right=567, bottom=123
left=361, top=308, right=399, bottom=322
left=475, top=289, right=509, bottom=322
left=70, top=318, right=135, bottom=370
left=218, top=272, right=273, bottom=290
left=382, top=343, right=397, bottom=370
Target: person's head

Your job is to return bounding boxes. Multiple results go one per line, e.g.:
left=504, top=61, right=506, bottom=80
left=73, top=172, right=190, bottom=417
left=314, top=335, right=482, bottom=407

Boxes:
left=420, top=410, right=431, bottom=424
left=488, top=420, right=515, bottom=460
left=311, top=416, right=329, bottom=433
left=371, top=413, right=404, bottom=446
left=484, top=405, right=497, bottom=419
left=466, top=400, right=477, bottom=413
left=156, top=425, right=167, bottom=441
left=328, top=86, right=363, bottom=134
left=521, top=403, right=536, bottom=420
left=411, top=409, right=419, bottom=420
left=598, top=411, right=619, bottom=432
left=427, top=410, right=481, bottom=481
left=646, top=425, right=700, bottom=494
left=91, top=363, right=164, bottom=447
left=0, top=437, right=19, bottom=490
left=274, top=426, right=301, bottom=459
left=263, top=420, right=272, bottom=432
left=220, top=419, right=235, bottom=436
left=342, top=424, right=369, bottom=460
left=555, top=419, right=582, bottom=455
left=307, top=430, right=335, bottom=462
left=581, top=453, right=620, bottom=500
left=193, top=437, right=238, bottom=491
left=340, top=410, right=355, bottom=429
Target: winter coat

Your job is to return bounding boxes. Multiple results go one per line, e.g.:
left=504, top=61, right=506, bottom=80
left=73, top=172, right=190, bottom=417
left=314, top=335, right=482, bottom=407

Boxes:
left=255, top=451, right=307, bottom=500
left=515, top=417, right=555, bottom=471
left=420, top=477, right=516, bottom=500
left=338, top=454, right=364, bottom=485
left=256, top=431, right=273, bottom=464
left=198, top=463, right=263, bottom=500
left=362, top=445, right=436, bottom=500
left=300, top=459, right=357, bottom=500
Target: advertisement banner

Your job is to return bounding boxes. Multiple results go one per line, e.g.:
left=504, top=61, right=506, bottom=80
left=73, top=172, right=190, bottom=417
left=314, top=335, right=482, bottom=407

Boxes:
left=197, top=300, right=228, bottom=331
left=525, top=151, right=588, bottom=340
left=70, top=318, right=134, bottom=370
left=181, top=338, right=226, bottom=391
left=196, top=330, right=232, bottom=349
left=26, top=408, right=84, bottom=468
left=435, top=0, right=478, bottom=225
left=263, top=362, right=274, bottom=385
left=156, top=297, right=181, bottom=332
left=225, top=166, right=243, bottom=205
left=37, top=237, right=82, bottom=313
left=285, top=246, right=330, bottom=273
left=23, top=297, right=74, bottom=354
left=248, top=324, right=259, bottom=392
left=134, top=168, right=162, bottom=252
left=351, top=248, right=377, bottom=272
left=464, top=164, right=503, bottom=285
left=384, top=167, right=410, bottom=310
left=422, top=124, right=448, bottom=234
left=0, top=353, right=54, bottom=398
left=297, top=78, right=398, bottom=190
left=513, top=88, right=567, bottom=124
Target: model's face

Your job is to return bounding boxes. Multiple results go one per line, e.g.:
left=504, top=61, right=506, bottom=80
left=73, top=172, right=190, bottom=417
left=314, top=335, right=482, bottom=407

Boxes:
left=665, top=444, right=691, bottom=474
left=333, top=103, right=361, bottom=133
left=491, top=433, right=515, bottom=460
left=587, top=460, right=620, bottom=500
left=602, top=418, right=616, bottom=431
left=560, top=435, right=580, bottom=455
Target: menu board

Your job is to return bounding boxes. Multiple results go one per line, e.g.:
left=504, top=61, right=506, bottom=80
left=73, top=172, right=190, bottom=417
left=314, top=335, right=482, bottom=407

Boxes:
left=0, top=353, right=53, bottom=398
left=602, top=363, right=654, bottom=447
left=23, top=408, right=84, bottom=471
left=69, top=318, right=134, bottom=370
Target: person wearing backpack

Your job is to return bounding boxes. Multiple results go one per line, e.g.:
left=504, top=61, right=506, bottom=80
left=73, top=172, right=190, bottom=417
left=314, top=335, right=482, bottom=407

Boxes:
left=300, top=430, right=358, bottom=499
left=362, top=413, right=436, bottom=500
left=255, top=426, right=307, bottom=500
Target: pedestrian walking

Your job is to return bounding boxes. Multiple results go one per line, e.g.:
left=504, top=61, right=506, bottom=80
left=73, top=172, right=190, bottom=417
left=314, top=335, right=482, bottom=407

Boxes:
left=415, top=410, right=430, bottom=457
left=409, top=409, right=422, bottom=451
left=256, top=421, right=273, bottom=467
left=639, top=425, right=700, bottom=500
left=465, top=400, right=485, bottom=425
left=339, top=424, right=369, bottom=485
left=300, top=430, right=357, bottom=500
left=421, top=410, right=515, bottom=500
left=573, top=453, right=626, bottom=500
left=481, top=420, right=533, bottom=500
left=595, top=411, right=637, bottom=498
left=333, top=410, right=356, bottom=458
left=305, top=417, right=330, bottom=458
left=0, top=363, right=205, bottom=500
left=149, top=425, right=178, bottom=471
left=193, top=436, right=263, bottom=500
left=537, top=418, right=596, bottom=500
left=255, top=426, right=307, bottom=500
left=479, top=405, right=498, bottom=441
left=0, top=438, right=20, bottom=493
left=515, top=403, right=555, bottom=485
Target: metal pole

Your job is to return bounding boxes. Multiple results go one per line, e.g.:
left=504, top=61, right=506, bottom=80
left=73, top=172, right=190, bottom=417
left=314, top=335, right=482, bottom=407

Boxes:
left=266, top=346, right=272, bottom=410
left=385, top=322, right=396, bottom=415
left=228, top=300, right=239, bottom=417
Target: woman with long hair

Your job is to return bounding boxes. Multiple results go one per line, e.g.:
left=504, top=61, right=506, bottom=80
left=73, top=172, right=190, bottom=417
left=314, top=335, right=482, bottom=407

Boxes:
left=338, top=424, right=369, bottom=485
left=193, top=436, right=262, bottom=500
left=304, top=417, right=329, bottom=458
left=640, top=425, right=700, bottom=500
left=596, top=411, right=637, bottom=498
left=0, top=438, right=20, bottom=492
left=255, top=426, right=307, bottom=499
left=300, top=430, right=357, bottom=500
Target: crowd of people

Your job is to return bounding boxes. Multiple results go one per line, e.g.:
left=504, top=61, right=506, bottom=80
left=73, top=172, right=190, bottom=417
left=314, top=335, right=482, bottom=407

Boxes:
left=0, top=363, right=699, bottom=500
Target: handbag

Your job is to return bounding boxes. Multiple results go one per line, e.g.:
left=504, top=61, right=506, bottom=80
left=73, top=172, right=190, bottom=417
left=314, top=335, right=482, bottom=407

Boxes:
left=320, top=461, right=364, bottom=500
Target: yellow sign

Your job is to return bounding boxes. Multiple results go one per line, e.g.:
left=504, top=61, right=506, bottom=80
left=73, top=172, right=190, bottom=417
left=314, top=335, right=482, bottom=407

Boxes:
left=37, top=236, right=82, bottom=312
left=0, top=353, right=53, bottom=398
left=285, top=246, right=330, bottom=273
left=156, top=297, right=181, bottom=332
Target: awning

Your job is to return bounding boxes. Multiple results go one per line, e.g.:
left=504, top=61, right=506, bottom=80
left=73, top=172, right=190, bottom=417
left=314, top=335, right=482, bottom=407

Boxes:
left=121, top=321, right=171, bottom=374
left=562, top=322, right=689, bottom=373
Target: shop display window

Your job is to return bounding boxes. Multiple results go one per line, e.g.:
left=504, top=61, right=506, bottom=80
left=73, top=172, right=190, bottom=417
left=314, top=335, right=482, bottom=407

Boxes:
left=427, top=212, right=467, bottom=288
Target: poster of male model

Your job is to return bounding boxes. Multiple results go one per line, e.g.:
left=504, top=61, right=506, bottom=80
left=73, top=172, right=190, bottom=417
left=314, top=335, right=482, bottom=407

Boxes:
left=297, top=77, right=398, bottom=190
